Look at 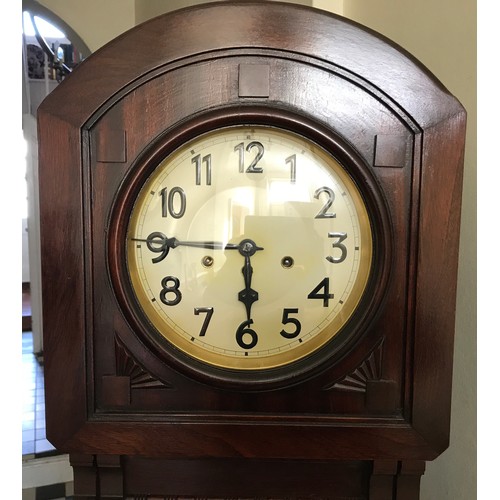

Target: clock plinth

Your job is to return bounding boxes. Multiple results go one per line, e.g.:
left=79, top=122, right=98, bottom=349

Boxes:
left=70, top=455, right=426, bottom=499
left=38, top=2, right=465, bottom=498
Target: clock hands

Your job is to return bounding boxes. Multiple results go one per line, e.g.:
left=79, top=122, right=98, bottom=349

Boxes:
left=133, top=232, right=264, bottom=320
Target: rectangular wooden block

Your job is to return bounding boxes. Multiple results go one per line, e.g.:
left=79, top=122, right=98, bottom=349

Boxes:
left=238, top=63, right=270, bottom=97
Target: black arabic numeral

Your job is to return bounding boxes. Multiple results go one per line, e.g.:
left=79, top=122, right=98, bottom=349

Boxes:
left=314, top=186, right=336, bottom=219
left=159, top=276, right=182, bottom=306
left=236, top=319, right=258, bottom=349
left=146, top=231, right=170, bottom=263
left=326, top=232, right=348, bottom=263
left=307, top=277, right=334, bottom=307
left=194, top=307, right=214, bottom=337
left=160, top=186, right=186, bottom=218
left=280, top=308, right=302, bottom=339
left=234, top=141, right=264, bottom=173
left=192, top=154, right=212, bottom=186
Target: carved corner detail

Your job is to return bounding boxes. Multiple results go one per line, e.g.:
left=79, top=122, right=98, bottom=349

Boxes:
left=323, top=339, right=399, bottom=413
left=115, top=335, right=172, bottom=390
left=323, top=339, right=384, bottom=393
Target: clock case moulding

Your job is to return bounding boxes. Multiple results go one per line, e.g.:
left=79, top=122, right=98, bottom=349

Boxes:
left=37, top=0, right=466, bottom=476
left=107, top=106, right=391, bottom=391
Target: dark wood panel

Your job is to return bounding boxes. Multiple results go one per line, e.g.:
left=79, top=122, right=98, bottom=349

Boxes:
left=123, top=458, right=370, bottom=499
left=38, top=112, right=88, bottom=449
left=70, top=456, right=426, bottom=499
left=62, top=420, right=431, bottom=460
left=412, top=114, right=466, bottom=450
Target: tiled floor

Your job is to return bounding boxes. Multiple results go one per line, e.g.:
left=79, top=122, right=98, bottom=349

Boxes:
left=22, top=331, right=56, bottom=457
left=23, top=288, right=74, bottom=499
left=23, top=331, right=75, bottom=499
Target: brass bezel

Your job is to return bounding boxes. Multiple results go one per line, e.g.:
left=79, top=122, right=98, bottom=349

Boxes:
left=126, top=125, right=373, bottom=371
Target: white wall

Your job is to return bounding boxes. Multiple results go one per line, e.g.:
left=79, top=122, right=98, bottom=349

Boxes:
left=22, top=218, right=30, bottom=282
left=312, top=0, right=342, bottom=13
left=135, top=0, right=313, bottom=24
left=23, top=113, right=44, bottom=353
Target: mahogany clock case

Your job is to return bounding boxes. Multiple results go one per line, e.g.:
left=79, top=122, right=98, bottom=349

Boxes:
left=37, top=0, right=466, bottom=470
left=108, top=106, right=391, bottom=390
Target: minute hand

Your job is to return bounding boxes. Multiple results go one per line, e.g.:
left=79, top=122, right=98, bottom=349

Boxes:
left=171, top=238, right=240, bottom=250
left=131, top=232, right=240, bottom=264
left=131, top=234, right=240, bottom=250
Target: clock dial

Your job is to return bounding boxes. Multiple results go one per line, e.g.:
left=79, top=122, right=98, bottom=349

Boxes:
left=126, top=126, right=372, bottom=370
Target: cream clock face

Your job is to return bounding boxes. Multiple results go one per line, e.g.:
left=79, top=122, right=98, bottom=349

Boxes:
left=126, top=126, right=372, bottom=370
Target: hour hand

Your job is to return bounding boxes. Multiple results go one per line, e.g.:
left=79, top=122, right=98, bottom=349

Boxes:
left=238, top=255, right=259, bottom=321
left=235, top=239, right=263, bottom=320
